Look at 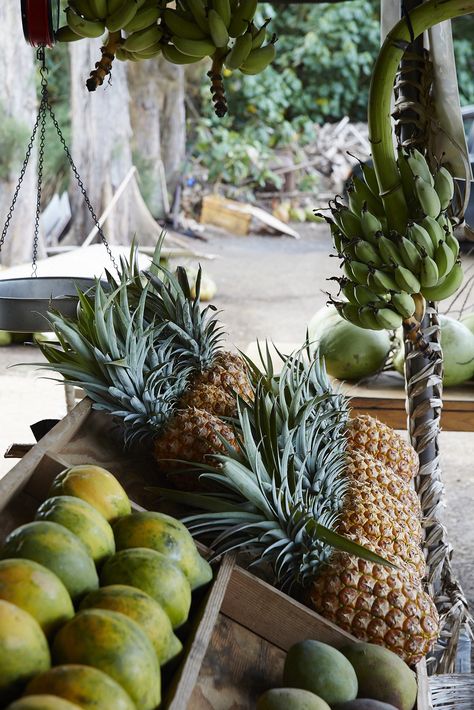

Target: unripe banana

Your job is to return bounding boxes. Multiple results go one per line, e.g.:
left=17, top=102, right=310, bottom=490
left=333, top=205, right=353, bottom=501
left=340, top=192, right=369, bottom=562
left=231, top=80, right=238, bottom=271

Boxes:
left=351, top=175, right=385, bottom=218
left=398, top=235, right=421, bottom=273
left=66, top=6, right=105, bottom=37
left=359, top=306, right=383, bottom=330
left=123, top=24, right=162, bottom=50
left=208, top=9, right=229, bottom=47
left=106, top=0, right=139, bottom=32
left=107, top=0, right=124, bottom=14
left=329, top=222, right=344, bottom=253
left=374, top=307, right=403, bottom=329
left=407, top=149, right=434, bottom=186
left=350, top=260, right=371, bottom=284
left=446, top=232, right=460, bottom=261
left=397, top=148, right=418, bottom=213
left=240, top=41, right=276, bottom=75
left=56, top=25, right=83, bottom=41
left=354, top=240, right=382, bottom=267
left=354, top=284, right=382, bottom=306
left=162, top=43, right=200, bottom=64
left=225, top=31, right=253, bottom=69
left=343, top=260, right=355, bottom=281
left=361, top=163, right=380, bottom=197
left=228, top=0, right=257, bottom=37
left=332, top=206, right=361, bottom=240
left=347, top=183, right=363, bottom=215
left=69, top=0, right=97, bottom=20
left=339, top=302, right=366, bottom=328
left=434, top=239, right=455, bottom=279
left=250, top=20, right=270, bottom=49
left=420, top=253, right=439, bottom=288
left=420, top=261, right=463, bottom=301
left=375, top=234, right=402, bottom=265
left=87, top=0, right=108, bottom=19
left=124, top=4, right=160, bottom=32
left=162, top=9, right=206, bottom=39
left=342, top=281, right=359, bottom=306
left=390, top=291, right=416, bottom=318
left=433, top=166, right=454, bottom=210
left=213, top=0, right=232, bottom=28
left=368, top=268, right=398, bottom=293
left=407, top=222, right=435, bottom=258
left=183, top=0, right=209, bottom=33
left=421, top=215, right=445, bottom=250
left=394, top=264, right=421, bottom=294
left=360, top=208, right=382, bottom=244
left=173, top=36, right=216, bottom=57
left=414, top=175, right=442, bottom=218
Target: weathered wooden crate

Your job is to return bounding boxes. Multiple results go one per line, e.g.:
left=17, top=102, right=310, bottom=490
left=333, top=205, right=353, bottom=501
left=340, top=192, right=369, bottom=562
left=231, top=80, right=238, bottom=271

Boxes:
left=0, top=398, right=432, bottom=709
left=200, top=194, right=252, bottom=235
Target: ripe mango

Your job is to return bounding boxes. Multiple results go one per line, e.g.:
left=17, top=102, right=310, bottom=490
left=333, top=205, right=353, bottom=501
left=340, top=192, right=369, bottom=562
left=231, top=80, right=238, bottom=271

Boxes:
left=257, top=688, right=331, bottom=710
left=333, top=701, right=398, bottom=710
left=340, top=643, right=417, bottom=710
left=283, top=640, right=358, bottom=705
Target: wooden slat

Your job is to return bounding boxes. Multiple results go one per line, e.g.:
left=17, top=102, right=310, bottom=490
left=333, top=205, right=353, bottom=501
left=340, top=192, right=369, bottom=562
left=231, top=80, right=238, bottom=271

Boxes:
left=350, top=396, right=474, bottom=431
left=167, top=554, right=236, bottom=710
left=221, top=565, right=355, bottom=651
left=416, top=658, right=433, bottom=710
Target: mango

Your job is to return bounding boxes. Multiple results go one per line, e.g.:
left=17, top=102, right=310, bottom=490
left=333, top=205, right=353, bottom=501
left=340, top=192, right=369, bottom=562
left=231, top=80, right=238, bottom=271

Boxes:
left=6, top=696, right=83, bottom=710
left=341, top=643, right=417, bottom=710
left=333, top=701, right=398, bottom=710
left=283, top=640, right=358, bottom=706
left=257, top=688, right=331, bottom=709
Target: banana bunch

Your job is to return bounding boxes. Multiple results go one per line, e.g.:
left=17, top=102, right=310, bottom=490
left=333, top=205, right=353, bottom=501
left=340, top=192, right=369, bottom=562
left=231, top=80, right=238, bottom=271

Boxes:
left=327, top=149, right=463, bottom=331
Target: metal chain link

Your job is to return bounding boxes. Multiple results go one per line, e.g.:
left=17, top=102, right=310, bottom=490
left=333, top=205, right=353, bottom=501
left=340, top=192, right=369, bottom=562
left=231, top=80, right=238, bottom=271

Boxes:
left=0, top=46, right=119, bottom=275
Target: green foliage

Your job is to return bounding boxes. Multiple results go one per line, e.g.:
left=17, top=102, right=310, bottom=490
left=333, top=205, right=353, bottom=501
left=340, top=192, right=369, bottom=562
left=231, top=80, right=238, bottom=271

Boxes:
left=0, top=106, right=31, bottom=180
left=452, top=16, right=474, bottom=106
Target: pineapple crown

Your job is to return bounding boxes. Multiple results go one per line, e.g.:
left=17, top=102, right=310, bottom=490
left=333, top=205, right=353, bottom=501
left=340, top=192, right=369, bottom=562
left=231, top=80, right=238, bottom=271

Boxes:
left=173, top=344, right=389, bottom=590
left=38, top=280, right=191, bottom=446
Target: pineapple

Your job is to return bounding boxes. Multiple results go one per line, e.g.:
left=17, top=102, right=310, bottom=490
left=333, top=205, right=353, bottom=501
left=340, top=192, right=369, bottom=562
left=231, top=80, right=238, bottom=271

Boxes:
left=178, top=346, right=438, bottom=664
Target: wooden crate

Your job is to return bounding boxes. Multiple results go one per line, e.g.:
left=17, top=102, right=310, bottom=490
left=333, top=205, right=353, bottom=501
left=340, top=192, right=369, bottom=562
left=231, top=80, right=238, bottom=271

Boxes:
left=200, top=194, right=252, bottom=235
left=0, top=398, right=432, bottom=709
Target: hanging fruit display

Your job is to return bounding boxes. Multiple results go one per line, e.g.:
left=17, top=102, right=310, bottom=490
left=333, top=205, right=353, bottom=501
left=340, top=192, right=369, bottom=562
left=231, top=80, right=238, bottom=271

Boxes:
left=55, top=0, right=276, bottom=116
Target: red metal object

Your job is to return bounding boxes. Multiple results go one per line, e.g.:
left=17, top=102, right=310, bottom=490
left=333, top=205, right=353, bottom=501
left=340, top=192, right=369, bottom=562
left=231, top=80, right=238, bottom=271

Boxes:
left=21, top=0, right=59, bottom=47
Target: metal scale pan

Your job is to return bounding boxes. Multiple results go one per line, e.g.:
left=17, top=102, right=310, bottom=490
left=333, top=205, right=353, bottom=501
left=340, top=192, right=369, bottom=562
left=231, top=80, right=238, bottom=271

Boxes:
left=0, top=277, right=97, bottom=332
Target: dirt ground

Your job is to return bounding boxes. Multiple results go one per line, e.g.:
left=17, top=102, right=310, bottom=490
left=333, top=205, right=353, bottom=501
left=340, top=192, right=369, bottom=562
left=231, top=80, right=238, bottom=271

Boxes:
left=1, top=222, right=474, bottom=615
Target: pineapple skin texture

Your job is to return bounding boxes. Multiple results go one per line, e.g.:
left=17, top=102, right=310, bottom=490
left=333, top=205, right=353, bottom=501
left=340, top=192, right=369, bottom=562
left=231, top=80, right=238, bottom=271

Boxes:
left=308, top=551, right=439, bottom=666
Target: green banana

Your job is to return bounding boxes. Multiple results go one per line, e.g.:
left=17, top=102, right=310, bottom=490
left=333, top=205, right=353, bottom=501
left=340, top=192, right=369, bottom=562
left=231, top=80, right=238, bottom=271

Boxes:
left=162, top=9, right=206, bottom=39
left=225, top=31, right=253, bottom=69
left=87, top=0, right=108, bottom=18
left=354, top=284, right=382, bottom=306
left=354, top=240, right=382, bottom=267
left=398, top=235, right=421, bottom=273
left=420, top=253, right=439, bottom=288
left=124, top=4, right=160, bottom=32
left=359, top=306, right=383, bottom=330
left=106, top=0, right=139, bottom=32
left=446, top=232, right=460, bottom=261
left=339, top=302, right=366, bottom=328
left=360, top=163, right=380, bottom=197
left=397, top=148, right=419, bottom=213
left=374, top=307, right=403, bottom=329
left=420, top=261, right=463, bottom=301
left=433, top=166, right=454, bottom=210
left=329, top=222, right=345, bottom=253
left=123, top=24, right=162, bottom=50
left=390, top=291, right=416, bottom=318
left=351, top=175, right=385, bottom=218
left=414, top=175, right=442, bottom=218
left=347, top=183, right=363, bottom=215
left=173, top=36, right=216, bottom=57
left=228, top=0, right=257, bottom=37
left=208, top=8, right=229, bottom=47
left=240, top=41, right=276, bottom=75
left=66, top=6, right=105, bottom=37
left=107, top=0, right=124, bottom=14
left=360, top=208, right=382, bottom=244
left=213, top=0, right=232, bottom=28
left=250, top=20, right=269, bottom=49
left=407, top=222, right=435, bottom=257
left=183, top=0, right=209, bottom=33
left=343, top=260, right=355, bottom=281
left=332, top=206, right=361, bottom=240
left=407, top=149, right=434, bottom=186
left=162, top=43, right=200, bottom=64
left=420, top=215, right=445, bottom=250
left=368, top=268, right=398, bottom=293
left=375, top=234, right=401, bottom=265
left=349, top=260, right=371, bottom=284
left=341, top=281, right=359, bottom=306
left=55, top=25, right=83, bottom=41
left=434, top=239, right=455, bottom=279
left=394, top=264, right=421, bottom=294
left=69, top=0, right=98, bottom=19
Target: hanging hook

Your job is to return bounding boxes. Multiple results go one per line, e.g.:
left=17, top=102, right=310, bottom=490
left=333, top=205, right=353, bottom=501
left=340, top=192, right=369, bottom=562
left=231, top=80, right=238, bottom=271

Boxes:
left=36, top=45, right=49, bottom=98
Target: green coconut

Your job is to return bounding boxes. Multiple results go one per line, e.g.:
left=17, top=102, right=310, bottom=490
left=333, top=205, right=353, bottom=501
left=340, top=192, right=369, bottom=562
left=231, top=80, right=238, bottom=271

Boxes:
left=460, top=311, right=474, bottom=335
left=308, top=306, right=391, bottom=381
left=393, top=315, right=474, bottom=386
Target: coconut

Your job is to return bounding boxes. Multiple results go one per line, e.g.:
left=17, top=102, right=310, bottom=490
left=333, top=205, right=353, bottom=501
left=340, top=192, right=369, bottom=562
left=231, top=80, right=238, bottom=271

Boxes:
left=308, top=306, right=391, bottom=381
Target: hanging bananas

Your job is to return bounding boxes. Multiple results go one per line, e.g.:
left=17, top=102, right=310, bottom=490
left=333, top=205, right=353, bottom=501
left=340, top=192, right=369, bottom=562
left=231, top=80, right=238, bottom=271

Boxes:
left=327, top=149, right=463, bottom=331
left=56, top=0, right=276, bottom=116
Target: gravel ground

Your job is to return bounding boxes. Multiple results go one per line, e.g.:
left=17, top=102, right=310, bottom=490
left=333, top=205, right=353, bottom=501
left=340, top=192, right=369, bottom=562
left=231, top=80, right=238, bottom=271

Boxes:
left=1, top=221, right=474, bottom=615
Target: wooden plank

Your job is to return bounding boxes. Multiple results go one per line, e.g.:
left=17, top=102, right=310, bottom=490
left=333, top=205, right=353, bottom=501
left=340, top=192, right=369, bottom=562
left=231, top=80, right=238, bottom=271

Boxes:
left=167, top=554, right=236, bottom=710
left=416, top=658, right=433, bottom=710
left=221, top=565, right=355, bottom=651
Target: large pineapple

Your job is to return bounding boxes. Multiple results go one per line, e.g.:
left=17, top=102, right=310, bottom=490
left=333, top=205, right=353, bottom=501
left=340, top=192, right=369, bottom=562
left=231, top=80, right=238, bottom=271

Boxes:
left=178, top=346, right=438, bottom=664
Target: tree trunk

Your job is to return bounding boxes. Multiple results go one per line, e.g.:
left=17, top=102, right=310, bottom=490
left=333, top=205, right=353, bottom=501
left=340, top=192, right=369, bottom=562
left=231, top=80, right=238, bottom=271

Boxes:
left=68, top=41, right=162, bottom=247
left=0, top=5, right=38, bottom=267
left=128, top=58, right=186, bottom=219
